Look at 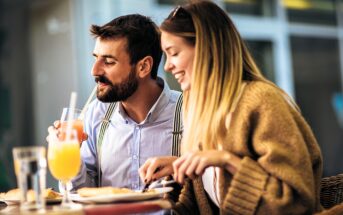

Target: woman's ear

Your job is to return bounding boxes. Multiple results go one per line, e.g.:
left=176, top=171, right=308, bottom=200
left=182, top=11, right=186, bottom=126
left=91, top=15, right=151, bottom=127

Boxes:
left=137, top=56, right=153, bottom=78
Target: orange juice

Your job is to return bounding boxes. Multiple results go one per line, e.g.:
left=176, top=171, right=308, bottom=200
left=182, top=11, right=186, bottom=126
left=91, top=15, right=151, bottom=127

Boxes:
left=48, top=141, right=81, bottom=182
left=61, top=120, right=84, bottom=142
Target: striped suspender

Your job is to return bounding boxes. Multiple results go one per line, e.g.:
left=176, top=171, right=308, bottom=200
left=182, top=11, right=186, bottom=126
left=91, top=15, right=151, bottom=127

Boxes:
left=172, top=94, right=183, bottom=157
left=96, top=102, right=117, bottom=186
left=169, top=94, right=183, bottom=215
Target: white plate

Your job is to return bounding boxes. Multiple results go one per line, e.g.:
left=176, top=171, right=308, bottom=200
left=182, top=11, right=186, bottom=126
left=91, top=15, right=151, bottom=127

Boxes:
left=0, top=198, right=62, bottom=205
left=71, top=187, right=173, bottom=204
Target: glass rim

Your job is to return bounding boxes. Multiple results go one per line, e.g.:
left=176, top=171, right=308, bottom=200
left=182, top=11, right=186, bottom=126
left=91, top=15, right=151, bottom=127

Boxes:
left=12, top=146, right=46, bottom=158
left=12, top=146, right=46, bottom=152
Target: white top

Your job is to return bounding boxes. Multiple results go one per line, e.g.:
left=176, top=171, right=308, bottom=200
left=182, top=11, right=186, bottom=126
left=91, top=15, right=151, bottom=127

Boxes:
left=202, top=166, right=221, bottom=207
left=202, top=83, right=247, bottom=207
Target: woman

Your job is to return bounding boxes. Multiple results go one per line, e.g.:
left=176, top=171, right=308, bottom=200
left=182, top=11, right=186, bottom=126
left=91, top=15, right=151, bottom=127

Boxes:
left=140, top=1, right=323, bottom=214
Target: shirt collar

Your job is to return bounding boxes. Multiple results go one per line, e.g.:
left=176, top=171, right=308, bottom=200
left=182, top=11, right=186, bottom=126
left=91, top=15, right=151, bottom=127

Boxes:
left=115, top=77, right=172, bottom=125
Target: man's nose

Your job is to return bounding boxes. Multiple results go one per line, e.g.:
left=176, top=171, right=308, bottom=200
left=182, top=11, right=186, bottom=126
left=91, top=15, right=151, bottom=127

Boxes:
left=91, top=59, right=103, bottom=76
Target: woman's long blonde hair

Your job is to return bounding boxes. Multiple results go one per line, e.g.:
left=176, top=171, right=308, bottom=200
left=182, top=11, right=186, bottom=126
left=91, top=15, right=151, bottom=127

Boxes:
left=161, top=0, right=298, bottom=152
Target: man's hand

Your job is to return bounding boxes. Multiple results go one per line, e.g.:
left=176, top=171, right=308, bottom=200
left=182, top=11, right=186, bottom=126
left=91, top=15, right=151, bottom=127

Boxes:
left=139, top=156, right=178, bottom=184
left=46, top=120, right=88, bottom=145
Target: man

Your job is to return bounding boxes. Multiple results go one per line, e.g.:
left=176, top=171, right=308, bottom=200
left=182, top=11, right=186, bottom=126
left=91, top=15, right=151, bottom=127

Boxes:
left=48, top=14, right=182, bottom=190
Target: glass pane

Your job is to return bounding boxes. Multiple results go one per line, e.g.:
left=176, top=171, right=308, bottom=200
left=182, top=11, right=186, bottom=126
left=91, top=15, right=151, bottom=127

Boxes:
left=246, top=40, right=275, bottom=82
left=223, top=0, right=275, bottom=17
left=291, top=36, right=343, bottom=176
left=284, top=0, right=337, bottom=25
left=156, top=0, right=187, bottom=5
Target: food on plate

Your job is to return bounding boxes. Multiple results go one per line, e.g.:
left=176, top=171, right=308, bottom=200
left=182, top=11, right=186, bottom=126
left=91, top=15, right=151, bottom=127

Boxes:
left=77, top=186, right=136, bottom=197
left=0, top=188, right=61, bottom=201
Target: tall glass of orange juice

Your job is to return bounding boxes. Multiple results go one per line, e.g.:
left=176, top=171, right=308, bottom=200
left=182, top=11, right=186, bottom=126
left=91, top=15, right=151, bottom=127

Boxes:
left=48, top=108, right=83, bottom=210
left=48, top=128, right=81, bottom=210
left=48, top=135, right=81, bottom=182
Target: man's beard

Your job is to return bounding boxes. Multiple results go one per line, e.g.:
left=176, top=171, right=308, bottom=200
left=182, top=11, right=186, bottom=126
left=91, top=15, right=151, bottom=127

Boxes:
left=95, top=67, right=138, bottom=103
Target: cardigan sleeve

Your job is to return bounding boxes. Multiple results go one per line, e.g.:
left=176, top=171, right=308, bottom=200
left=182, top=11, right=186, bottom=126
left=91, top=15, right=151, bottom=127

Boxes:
left=173, top=178, right=201, bottom=215
left=222, top=84, right=323, bottom=215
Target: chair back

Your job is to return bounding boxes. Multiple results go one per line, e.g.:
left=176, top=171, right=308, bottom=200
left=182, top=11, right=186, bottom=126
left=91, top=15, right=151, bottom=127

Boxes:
left=320, top=174, right=343, bottom=209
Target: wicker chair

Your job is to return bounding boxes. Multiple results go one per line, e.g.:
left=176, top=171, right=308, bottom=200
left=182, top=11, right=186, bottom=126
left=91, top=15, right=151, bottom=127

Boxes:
left=320, top=174, right=343, bottom=209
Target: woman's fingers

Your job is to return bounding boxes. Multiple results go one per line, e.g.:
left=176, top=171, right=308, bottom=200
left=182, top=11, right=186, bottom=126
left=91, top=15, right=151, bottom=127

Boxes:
left=172, top=155, right=186, bottom=182
left=195, top=157, right=208, bottom=175
left=175, top=153, right=194, bottom=184
left=173, top=151, right=231, bottom=184
left=185, top=156, right=201, bottom=179
left=171, top=150, right=242, bottom=185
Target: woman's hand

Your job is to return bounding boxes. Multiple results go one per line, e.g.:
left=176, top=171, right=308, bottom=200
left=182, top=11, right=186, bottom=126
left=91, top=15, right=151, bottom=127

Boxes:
left=139, top=156, right=178, bottom=183
left=172, top=150, right=242, bottom=184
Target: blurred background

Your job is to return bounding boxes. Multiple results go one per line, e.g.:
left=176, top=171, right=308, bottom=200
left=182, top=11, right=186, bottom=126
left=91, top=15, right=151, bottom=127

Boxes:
left=0, top=0, right=342, bottom=191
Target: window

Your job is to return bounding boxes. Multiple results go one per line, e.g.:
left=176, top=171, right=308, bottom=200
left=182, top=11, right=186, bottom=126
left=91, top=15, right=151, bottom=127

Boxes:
left=223, top=0, right=275, bottom=17
left=246, top=40, right=275, bottom=82
left=291, top=36, right=343, bottom=176
left=156, top=0, right=187, bottom=5
left=284, top=0, right=337, bottom=25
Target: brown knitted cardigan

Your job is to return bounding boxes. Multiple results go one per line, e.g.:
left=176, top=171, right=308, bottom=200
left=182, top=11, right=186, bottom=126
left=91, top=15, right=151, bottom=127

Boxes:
left=173, top=81, right=323, bottom=215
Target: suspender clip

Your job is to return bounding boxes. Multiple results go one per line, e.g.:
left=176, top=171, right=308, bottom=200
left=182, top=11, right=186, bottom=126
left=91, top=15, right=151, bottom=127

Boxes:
left=102, top=118, right=111, bottom=123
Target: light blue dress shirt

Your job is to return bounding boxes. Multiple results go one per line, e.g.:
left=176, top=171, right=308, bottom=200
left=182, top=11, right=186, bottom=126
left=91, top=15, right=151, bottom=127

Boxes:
left=71, top=79, right=181, bottom=191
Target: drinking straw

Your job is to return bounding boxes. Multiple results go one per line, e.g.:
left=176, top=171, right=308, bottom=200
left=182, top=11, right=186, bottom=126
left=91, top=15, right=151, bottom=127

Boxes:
left=79, top=86, right=97, bottom=120
left=66, top=92, right=77, bottom=140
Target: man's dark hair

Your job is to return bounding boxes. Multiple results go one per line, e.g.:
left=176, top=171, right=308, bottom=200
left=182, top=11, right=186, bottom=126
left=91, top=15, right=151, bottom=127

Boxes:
left=90, top=14, right=162, bottom=79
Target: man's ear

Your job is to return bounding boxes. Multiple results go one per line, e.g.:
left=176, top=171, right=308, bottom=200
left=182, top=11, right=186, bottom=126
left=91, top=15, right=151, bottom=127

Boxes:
left=137, top=56, right=153, bottom=78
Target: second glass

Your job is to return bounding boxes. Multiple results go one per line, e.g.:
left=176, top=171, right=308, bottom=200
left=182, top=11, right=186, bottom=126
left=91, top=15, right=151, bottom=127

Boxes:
left=13, top=146, right=47, bottom=212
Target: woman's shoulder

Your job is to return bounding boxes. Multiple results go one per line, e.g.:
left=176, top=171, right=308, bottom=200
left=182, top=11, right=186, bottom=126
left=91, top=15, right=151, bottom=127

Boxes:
left=244, top=81, right=283, bottom=101
left=240, top=81, right=293, bottom=112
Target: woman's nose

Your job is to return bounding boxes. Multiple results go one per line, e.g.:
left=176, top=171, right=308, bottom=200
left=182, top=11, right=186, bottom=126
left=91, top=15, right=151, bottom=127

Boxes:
left=164, top=61, right=174, bottom=73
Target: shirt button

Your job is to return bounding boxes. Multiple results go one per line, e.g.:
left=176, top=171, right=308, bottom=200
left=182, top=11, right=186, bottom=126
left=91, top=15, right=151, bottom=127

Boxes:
left=133, top=155, right=138, bottom=160
left=133, top=184, right=138, bottom=189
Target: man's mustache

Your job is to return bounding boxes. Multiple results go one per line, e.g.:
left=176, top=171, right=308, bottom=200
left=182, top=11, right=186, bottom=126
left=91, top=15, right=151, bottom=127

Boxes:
left=95, top=76, right=112, bottom=85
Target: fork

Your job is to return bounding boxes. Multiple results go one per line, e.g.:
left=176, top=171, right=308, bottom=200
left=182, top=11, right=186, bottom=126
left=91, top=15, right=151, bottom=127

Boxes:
left=141, top=182, right=151, bottom=193
left=142, top=178, right=176, bottom=193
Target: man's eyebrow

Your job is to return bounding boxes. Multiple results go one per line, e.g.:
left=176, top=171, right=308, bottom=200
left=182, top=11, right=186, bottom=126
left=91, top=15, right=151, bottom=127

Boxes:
left=92, top=53, right=118, bottom=61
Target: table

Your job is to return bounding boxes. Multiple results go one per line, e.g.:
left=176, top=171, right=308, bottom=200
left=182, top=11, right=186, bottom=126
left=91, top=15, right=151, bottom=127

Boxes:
left=0, top=199, right=172, bottom=215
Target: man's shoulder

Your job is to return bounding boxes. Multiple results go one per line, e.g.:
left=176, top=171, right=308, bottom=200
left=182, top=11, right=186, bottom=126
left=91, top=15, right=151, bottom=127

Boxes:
left=86, top=99, right=112, bottom=116
left=169, top=90, right=182, bottom=104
